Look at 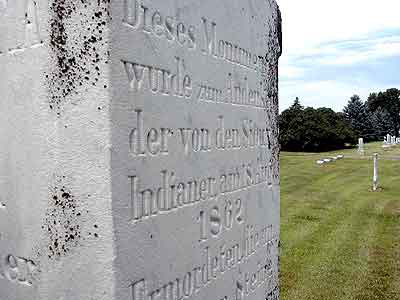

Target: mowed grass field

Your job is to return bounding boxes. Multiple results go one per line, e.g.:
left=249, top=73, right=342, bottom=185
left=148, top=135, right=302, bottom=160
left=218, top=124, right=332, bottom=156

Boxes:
left=280, top=142, right=400, bottom=300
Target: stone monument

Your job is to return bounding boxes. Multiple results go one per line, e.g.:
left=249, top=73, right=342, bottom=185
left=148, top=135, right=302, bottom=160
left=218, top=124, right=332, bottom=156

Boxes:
left=387, top=134, right=391, bottom=144
left=358, top=138, right=364, bottom=154
left=373, top=153, right=379, bottom=191
left=0, top=1, right=282, bottom=300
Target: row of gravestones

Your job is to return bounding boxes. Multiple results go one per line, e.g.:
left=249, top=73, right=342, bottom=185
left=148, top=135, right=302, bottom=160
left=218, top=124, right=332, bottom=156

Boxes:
left=358, top=134, right=400, bottom=153
left=383, top=134, right=400, bottom=148
left=316, top=155, right=344, bottom=165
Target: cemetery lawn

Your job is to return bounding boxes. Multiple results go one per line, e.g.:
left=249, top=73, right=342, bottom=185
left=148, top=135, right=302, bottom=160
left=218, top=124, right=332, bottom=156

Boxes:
left=280, top=142, right=400, bottom=300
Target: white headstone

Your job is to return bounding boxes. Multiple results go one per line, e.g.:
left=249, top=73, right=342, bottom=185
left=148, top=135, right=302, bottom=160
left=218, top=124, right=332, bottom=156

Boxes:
left=358, top=138, right=364, bottom=153
left=0, top=1, right=282, bottom=300
left=387, top=134, right=391, bottom=144
left=373, top=153, right=379, bottom=191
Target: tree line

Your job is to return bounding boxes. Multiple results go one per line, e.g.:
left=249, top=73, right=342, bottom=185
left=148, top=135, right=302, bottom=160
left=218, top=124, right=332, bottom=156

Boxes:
left=279, top=88, right=400, bottom=152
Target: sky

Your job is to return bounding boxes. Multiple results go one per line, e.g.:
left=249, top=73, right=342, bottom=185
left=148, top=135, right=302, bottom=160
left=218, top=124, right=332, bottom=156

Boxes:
left=276, top=0, right=400, bottom=112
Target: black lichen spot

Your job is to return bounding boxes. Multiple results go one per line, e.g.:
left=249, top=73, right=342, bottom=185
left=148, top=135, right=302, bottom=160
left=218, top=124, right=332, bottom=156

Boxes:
left=46, top=0, right=111, bottom=116
left=44, top=175, right=87, bottom=259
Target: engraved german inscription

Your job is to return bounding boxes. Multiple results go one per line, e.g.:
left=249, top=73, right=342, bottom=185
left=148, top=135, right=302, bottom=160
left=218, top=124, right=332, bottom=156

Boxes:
left=130, top=228, right=277, bottom=300
left=128, top=159, right=271, bottom=223
left=123, top=0, right=196, bottom=50
left=129, top=110, right=174, bottom=157
left=128, top=110, right=270, bottom=158
left=122, top=58, right=267, bottom=109
left=122, top=57, right=193, bottom=98
left=116, top=1, right=281, bottom=299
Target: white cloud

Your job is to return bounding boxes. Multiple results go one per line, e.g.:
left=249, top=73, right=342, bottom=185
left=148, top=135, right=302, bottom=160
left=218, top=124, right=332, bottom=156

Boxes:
left=276, top=0, right=400, bottom=55
left=296, top=36, right=400, bottom=66
left=276, top=0, right=400, bottom=111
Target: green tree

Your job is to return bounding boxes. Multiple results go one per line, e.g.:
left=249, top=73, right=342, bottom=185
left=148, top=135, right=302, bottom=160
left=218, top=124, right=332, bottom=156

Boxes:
left=343, top=95, right=372, bottom=139
left=292, top=97, right=303, bottom=110
left=279, top=98, right=356, bottom=152
left=369, top=107, right=393, bottom=139
left=367, top=88, right=400, bottom=135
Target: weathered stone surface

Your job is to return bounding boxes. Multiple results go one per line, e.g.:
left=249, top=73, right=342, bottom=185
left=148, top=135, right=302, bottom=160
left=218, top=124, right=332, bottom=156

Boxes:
left=0, top=1, right=281, bottom=300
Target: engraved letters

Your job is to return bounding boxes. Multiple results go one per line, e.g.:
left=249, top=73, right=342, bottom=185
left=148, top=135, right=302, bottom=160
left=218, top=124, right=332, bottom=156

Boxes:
left=129, top=110, right=173, bottom=157
left=122, top=57, right=193, bottom=98
left=129, top=161, right=270, bottom=223
left=122, top=60, right=266, bottom=109
left=123, top=0, right=196, bottom=49
left=130, top=227, right=276, bottom=300
left=201, top=18, right=264, bottom=71
left=128, top=110, right=270, bottom=158
left=122, top=2, right=279, bottom=299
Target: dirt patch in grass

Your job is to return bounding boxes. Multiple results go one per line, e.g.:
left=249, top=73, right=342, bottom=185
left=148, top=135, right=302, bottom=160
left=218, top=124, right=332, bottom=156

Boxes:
left=383, top=200, right=400, bottom=216
left=294, top=214, right=320, bottom=222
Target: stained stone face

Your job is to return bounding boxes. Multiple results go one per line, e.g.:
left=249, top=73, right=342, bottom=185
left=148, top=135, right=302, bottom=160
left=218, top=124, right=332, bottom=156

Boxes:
left=0, top=1, right=281, bottom=300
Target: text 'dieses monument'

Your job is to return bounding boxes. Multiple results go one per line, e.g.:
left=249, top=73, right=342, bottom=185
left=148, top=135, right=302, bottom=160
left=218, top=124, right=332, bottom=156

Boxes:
left=0, top=1, right=282, bottom=299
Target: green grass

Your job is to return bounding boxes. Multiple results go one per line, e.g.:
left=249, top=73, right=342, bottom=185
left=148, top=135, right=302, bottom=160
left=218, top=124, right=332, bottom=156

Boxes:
left=280, top=142, right=400, bottom=300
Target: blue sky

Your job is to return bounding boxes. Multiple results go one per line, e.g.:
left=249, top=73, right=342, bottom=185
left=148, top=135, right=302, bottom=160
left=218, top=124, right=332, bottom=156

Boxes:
left=276, top=0, right=400, bottom=112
